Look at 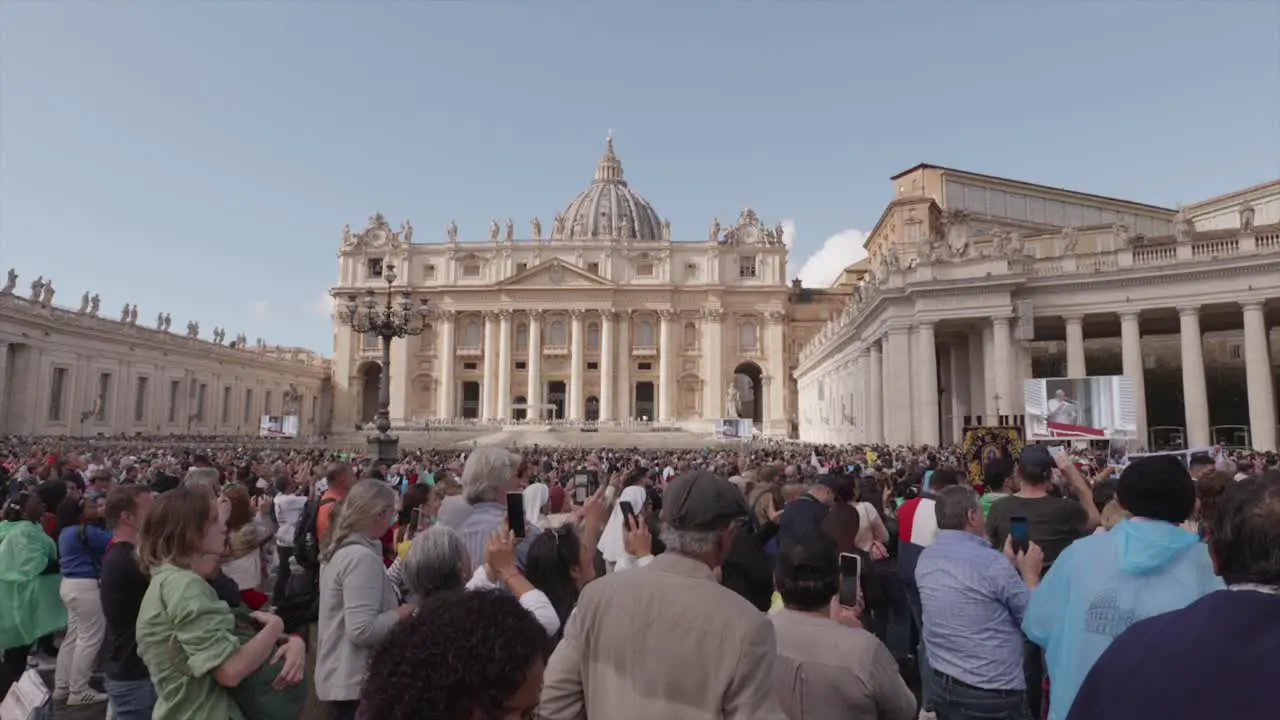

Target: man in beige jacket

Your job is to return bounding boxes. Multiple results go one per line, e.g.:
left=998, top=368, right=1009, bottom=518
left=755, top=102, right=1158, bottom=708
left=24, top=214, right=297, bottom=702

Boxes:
left=539, top=470, right=785, bottom=719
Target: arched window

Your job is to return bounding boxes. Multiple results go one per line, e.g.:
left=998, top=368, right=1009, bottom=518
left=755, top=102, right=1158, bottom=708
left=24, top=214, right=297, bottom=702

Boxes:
left=462, top=320, right=482, bottom=348
left=548, top=320, right=567, bottom=346
left=739, top=320, right=758, bottom=351
left=682, top=321, right=698, bottom=349
left=635, top=320, right=655, bottom=347
left=515, top=322, right=529, bottom=351
left=586, top=322, right=601, bottom=350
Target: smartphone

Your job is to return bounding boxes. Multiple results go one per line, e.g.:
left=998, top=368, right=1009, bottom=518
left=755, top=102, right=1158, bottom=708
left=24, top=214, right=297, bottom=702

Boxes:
left=506, top=492, right=526, bottom=539
left=573, top=475, right=589, bottom=503
left=408, top=508, right=421, bottom=538
left=1047, top=445, right=1064, bottom=458
left=1009, top=515, right=1030, bottom=555
left=620, top=500, right=637, bottom=528
left=838, top=553, right=862, bottom=608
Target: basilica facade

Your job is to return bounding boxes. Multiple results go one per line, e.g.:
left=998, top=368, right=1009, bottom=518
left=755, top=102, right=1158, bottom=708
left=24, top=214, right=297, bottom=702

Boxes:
left=795, top=167, right=1280, bottom=451
left=329, top=137, right=837, bottom=435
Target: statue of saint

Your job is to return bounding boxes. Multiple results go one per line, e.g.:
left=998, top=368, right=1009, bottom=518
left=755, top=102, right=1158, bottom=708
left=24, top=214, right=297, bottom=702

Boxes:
left=661, top=218, right=671, bottom=241
left=341, top=224, right=353, bottom=248
left=157, top=312, right=165, bottom=330
left=724, top=383, right=741, bottom=419
left=553, top=213, right=565, bottom=238
left=89, top=294, right=100, bottom=316
left=30, top=276, right=44, bottom=301
left=1, top=268, right=16, bottom=295
left=447, top=219, right=458, bottom=243
left=489, top=219, right=500, bottom=242
left=505, top=218, right=514, bottom=242
left=163, top=313, right=172, bottom=331
left=40, top=282, right=54, bottom=307
left=401, top=220, right=414, bottom=244
left=122, top=305, right=131, bottom=322
left=531, top=216, right=542, bottom=240
left=1240, top=202, right=1255, bottom=232
left=128, top=305, right=138, bottom=325
left=709, top=217, right=721, bottom=243
left=79, top=292, right=90, bottom=313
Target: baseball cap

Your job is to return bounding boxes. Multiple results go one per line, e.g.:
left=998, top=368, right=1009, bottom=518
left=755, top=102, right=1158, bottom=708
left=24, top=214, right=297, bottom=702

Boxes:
left=1018, top=445, right=1057, bottom=476
left=661, top=470, right=750, bottom=531
left=1188, top=452, right=1214, bottom=468
left=775, top=534, right=840, bottom=582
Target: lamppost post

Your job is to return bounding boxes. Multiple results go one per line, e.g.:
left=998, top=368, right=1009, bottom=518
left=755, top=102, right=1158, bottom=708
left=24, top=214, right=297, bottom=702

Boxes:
left=338, top=263, right=429, bottom=463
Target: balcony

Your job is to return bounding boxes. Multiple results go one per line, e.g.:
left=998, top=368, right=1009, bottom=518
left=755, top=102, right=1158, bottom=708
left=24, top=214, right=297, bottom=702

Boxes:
left=631, top=344, right=657, bottom=357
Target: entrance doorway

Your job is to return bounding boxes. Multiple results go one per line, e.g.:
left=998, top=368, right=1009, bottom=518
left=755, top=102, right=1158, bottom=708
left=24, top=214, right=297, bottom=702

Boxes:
left=548, top=381, right=566, bottom=420
left=359, top=362, right=382, bottom=423
left=731, top=362, right=764, bottom=426
left=513, top=396, right=527, bottom=421
left=634, top=381, right=655, bottom=420
left=460, top=381, right=481, bottom=419
left=585, top=396, right=599, bottom=421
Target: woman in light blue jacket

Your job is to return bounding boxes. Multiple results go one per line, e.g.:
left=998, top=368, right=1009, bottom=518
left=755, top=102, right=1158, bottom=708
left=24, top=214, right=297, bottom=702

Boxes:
left=316, top=480, right=414, bottom=720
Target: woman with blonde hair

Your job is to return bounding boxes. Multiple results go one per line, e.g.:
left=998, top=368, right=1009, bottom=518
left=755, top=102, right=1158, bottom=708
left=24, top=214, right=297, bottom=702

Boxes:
left=135, top=486, right=304, bottom=720
left=317, top=479, right=414, bottom=720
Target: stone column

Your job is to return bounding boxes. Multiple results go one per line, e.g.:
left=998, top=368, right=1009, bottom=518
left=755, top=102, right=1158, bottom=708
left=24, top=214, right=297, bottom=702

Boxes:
left=1118, top=311, right=1147, bottom=446
left=387, top=332, right=413, bottom=425
left=1241, top=301, right=1276, bottom=451
left=437, top=311, right=456, bottom=419
left=867, top=341, right=883, bottom=443
left=992, top=316, right=1014, bottom=419
left=0, top=342, right=8, bottom=435
left=981, top=323, right=997, bottom=418
left=967, top=327, right=985, bottom=424
left=766, top=311, right=787, bottom=434
left=657, top=310, right=675, bottom=422
left=497, top=310, right=512, bottom=421
left=950, top=335, right=971, bottom=443
left=1178, top=305, right=1211, bottom=448
left=615, top=312, right=632, bottom=421
left=1064, top=315, right=1087, bottom=377
left=526, top=310, right=542, bottom=420
left=481, top=312, right=498, bottom=420
left=569, top=310, right=585, bottom=421
left=599, top=310, right=615, bottom=423
left=885, top=327, right=913, bottom=444
left=916, top=321, right=940, bottom=446
left=702, top=309, right=724, bottom=420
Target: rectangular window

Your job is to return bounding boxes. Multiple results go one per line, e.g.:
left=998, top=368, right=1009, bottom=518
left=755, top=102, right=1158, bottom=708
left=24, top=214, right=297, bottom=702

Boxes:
left=636, top=262, right=654, bottom=277
left=424, top=264, right=437, bottom=281
left=637, top=362, right=653, bottom=371
left=463, top=362, right=478, bottom=371
left=462, top=263, right=481, bottom=279
left=95, top=372, right=112, bottom=422
left=265, top=390, right=274, bottom=416
left=515, top=361, right=527, bottom=370
left=587, top=361, right=599, bottom=371
left=134, top=376, right=149, bottom=423
left=739, top=256, right=758, bottom=278
left=244, top=389, right=254, bottom=423
left=222, top=386, right=232, bottom=424
left=587, top=262, right=601, bottom=275
left=168, top=380, right=181, bottom=423
left=196, top=384, right=208, bottom=422
left=48, top=367, right=68, bottom=422
left=367, top=258, right=384, bottom=279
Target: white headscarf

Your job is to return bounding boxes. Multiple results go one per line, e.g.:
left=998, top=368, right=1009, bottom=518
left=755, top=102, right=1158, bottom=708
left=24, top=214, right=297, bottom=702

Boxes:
left=523, top=483, right=550, bottom=529
left=598, top=485, right=648, bottom=563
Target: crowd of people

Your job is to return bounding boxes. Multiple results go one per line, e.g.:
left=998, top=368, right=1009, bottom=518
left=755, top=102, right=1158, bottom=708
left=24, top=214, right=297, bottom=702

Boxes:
left=0, top=434, right=1277, bottom=719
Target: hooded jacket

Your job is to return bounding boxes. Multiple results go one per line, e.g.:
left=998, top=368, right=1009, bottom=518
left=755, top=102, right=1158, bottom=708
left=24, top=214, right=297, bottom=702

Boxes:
left=1022, top=518, right=1223, bottom=720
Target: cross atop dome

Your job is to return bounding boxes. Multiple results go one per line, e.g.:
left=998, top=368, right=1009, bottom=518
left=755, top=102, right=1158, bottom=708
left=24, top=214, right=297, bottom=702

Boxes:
left=593, top=130, right=625, bottom=185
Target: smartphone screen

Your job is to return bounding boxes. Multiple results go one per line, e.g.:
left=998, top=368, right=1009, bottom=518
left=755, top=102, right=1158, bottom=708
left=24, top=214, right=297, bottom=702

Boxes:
left=1009, top=515, right=1029, bottom=554
left=838, top=553, right=862, bottom=608
left=506, top=492, right=526, bottom=539
left=573, top=475, right=589, bottom=503
left=620, top=500, right=636, bottom=528
left=408, top=508, right=421, bottom=538
left=1047, top=445, right=1064, bottom=458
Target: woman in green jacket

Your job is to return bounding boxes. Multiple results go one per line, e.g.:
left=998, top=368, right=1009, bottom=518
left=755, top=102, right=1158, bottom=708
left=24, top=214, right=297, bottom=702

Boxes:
left=0, top=489, right=67, bottom=698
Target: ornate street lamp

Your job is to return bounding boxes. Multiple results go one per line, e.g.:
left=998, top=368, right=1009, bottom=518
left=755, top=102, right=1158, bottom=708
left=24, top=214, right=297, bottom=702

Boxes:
left=339, top=263, right=430, bottom=462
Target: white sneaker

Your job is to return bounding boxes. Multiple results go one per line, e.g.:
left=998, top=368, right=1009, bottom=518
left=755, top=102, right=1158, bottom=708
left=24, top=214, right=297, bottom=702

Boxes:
left=67, top=690, right=109, bottom=706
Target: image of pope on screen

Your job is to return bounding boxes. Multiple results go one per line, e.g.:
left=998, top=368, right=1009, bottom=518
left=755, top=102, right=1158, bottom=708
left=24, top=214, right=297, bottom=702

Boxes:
left=1024, top=376, right=1137, bottom=441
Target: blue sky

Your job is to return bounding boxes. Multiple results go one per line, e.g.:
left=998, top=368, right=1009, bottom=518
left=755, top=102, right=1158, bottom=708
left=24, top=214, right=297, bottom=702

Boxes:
left=3, top=2, right=1277, bottom=354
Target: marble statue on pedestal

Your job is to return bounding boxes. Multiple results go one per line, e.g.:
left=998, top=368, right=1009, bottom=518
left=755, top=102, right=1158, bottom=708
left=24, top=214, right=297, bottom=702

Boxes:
left=89, top=294, right=100, bottom=316
left=489, top=219, right=500, bottom=242
left=128, top=305, right=138, bottom=325
left=447, top=220, right=458, bottom=243
left=121, top=304, right=131, bottom=322
left=79, top=292, right=90, bottom=313
left=30, top=277, right=44, bottom=301
left=40, top=282, right=54, bottom=307
left=1, top=269, right=15, bottom=295
left=156, top=312, right=165, bottom=330
left=163, top=313, right=172, bottom=331
left=724, top=383, right=740, bottom=419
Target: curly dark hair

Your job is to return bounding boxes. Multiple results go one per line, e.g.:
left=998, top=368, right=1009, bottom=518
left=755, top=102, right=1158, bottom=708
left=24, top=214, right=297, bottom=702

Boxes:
left=361, top=590, right=549, bottom=720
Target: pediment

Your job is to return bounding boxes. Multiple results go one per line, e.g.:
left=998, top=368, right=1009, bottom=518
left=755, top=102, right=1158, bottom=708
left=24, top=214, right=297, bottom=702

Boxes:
left=498, top=259, right=614, bottom=289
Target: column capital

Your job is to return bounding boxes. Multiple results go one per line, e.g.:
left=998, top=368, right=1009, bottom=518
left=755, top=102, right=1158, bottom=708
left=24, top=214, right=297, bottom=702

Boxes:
left=526, top=309, right=543, bottom=320
left=991, top=315, right=1012, bottom=327
left=497, top=309, right=513, bottom=320
left=657, top=308, right=675, bottom=320
left=766, top=310, right=788, bottom=323
left=599, top=308, right=617, bottom=320
left=702, top=308, right=724, bottom=322
left=482, top=309, right=500, bottom=320
left=1177, top=305, right=1200, bottom=317
left=915, top=319, right=936, bottom=330
left=568, top=308, right=586, bottom=319
left=436, top=308, right=456, bottom=320
left=1239, top=299, right=1266, bottom=312
left=1117, top=310, right=1141, bottom=323
left=1062, top=314, right=1084, bottom=324
left=887, top=324, right=912, bottom=336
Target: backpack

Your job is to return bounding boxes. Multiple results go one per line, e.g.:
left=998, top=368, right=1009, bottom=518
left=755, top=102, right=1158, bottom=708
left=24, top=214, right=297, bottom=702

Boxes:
left=275, top=495, right=336, bottom=632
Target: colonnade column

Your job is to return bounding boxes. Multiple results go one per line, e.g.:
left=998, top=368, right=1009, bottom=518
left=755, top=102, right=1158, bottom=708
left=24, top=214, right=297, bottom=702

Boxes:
left=481, top=311, right=498, bottom=420
left=568, top=310, right=585, bottom=421
left=703, top=309, right=724, bottom=420
left=950, top=335, right=971, bottom=443
left=1178, top=305, right=1211, bottom=448
left=599, top=310, right=615, bottom=423
left=496, top=310, right=512, bottom=421
left=657, top=309, right=675, bottom=422
left=992, top=316, right=1014, bottom=419
left=615, top=312, right=632, bottom=421
left=1064, top=315, right=1087, bottom=377
left=0, top=342, right=10, bottom=434
left=526, top=311, right=542, bottom=420
left=437, top=310, right=456, bottom=420
left=1241, top=301, right=1277, bottom=451
left=967, top=327, right=985, bottom=424
left=388, top=332, right=412, bottom=424
left=981, top=323, right=997, bottom=418
left=867, top=341, right=883, bottom=443
left=766, top=311, right=787, bottom=434
left=884, top=327, right=913, bottom=445
left=1118, top=311, right=1147, bottom=446
left=916, top=321, right=940, bottom=446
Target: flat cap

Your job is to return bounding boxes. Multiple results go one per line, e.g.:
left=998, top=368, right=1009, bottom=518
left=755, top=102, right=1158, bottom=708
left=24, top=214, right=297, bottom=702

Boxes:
left=661, top=470, right=750, bottom=532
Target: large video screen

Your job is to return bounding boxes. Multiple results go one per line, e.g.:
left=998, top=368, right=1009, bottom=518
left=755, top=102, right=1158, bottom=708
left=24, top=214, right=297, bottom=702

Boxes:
left=1023, top=376, right=1137, bottom=440
left=259, top=415, right=300, bottom=438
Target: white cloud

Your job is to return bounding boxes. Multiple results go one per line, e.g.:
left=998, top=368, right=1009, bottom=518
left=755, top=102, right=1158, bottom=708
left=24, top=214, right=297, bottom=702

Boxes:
left=792, top=226, right=870, bottom=288
left=308, top=292, right=335, bottom=319
left=249, top=300, right=270, bottom=325
left=780, top=218, right=797, bottom=251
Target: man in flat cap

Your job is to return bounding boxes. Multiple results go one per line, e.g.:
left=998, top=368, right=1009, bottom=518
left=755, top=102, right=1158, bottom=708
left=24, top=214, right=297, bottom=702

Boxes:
left=539, top=470, right=785, bottom=719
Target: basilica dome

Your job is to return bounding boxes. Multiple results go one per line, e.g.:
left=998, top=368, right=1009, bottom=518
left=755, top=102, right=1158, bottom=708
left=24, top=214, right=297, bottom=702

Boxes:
left=551, top=136, right=666, bottom=242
